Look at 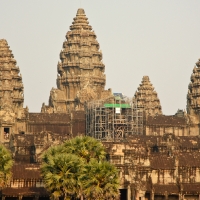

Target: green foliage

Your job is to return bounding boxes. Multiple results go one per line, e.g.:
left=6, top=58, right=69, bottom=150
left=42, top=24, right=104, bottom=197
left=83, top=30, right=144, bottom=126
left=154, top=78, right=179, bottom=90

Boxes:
left=41, top=153, right=84, bottom=199
left=41, top=136, right=120, bottom=200
left=62, top=136, right=106, bottom=163
left=0, top=144, right=13, bottom=188
left=83, top=160, right=120, bottom=200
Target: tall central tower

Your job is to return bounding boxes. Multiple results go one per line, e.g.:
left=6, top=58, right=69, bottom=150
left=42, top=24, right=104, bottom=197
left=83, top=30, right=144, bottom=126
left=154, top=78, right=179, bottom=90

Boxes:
left=42, top=8, right=111, bottom=113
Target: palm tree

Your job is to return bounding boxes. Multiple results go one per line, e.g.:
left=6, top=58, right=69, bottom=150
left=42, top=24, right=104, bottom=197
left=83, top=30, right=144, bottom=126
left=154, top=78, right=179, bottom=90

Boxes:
left=0, top=144, right=13, bottom=189
left=62, top=136, right=106, bottom=163
left=41, top=150, right=84, bottom=200
left=83, top=160, right=120, bottom=200
left=41, top=136, right=120, bottom=200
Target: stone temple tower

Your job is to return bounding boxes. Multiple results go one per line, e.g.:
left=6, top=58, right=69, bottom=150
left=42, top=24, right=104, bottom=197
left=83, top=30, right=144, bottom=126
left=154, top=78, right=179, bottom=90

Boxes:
left=42, top=8, right=111, bottom=113
left=134, top=76, right=162, bottom=116
left=187, top=58, right=200, bottom=116
left=0, top=39, right=28, bottom=137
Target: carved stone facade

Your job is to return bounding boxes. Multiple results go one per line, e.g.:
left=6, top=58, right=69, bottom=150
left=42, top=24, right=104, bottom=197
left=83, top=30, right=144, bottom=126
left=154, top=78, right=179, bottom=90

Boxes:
left=0, top=39, right=28, bottom=142
left=104, top=134, right=200, bottom=200
left=2, top=7, right=200, bottom=200
left=41, top=8, right=112, bottom=113
left=3, top=132, right=200, bottom=200
left=134, top=76, right=162, bottom=117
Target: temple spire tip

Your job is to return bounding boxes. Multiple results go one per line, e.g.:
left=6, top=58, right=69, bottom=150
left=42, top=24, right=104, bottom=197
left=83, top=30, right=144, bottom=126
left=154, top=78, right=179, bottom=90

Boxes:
left=77, top=8, right=85, bottom=15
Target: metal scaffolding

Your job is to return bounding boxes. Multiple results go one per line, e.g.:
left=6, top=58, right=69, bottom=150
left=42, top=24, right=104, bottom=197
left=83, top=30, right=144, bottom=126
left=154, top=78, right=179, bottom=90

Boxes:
left=86, top=97, right=143, bottom=141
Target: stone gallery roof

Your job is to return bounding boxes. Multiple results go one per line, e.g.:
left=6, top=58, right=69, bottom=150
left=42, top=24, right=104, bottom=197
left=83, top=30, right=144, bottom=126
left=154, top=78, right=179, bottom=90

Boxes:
left=2, top=188, right=49, bottom=196
left=12, top=163, right=41, bottom=179
left=150, top=152, right=200, bottom=169
left=178, top=136, right=200, bottom=148
left=146, top=115, right=187, bottom=126
left=29, top=111, right=85, bottom=123
left=150, top=155, right=175, bottom=169
left=152, top=183, right=200, bottom=195
left=28, top=113, right=71, bottom=123
left=178, top=152, right=200, bottom=167
left=182, top=184, right=200, bottom=193
left=153, top=184, right=179, bottom=194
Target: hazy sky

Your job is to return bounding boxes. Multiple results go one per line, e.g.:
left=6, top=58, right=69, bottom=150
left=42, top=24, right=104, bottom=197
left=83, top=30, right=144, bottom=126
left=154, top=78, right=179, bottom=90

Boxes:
left=1, top=1, right=200, bottom=115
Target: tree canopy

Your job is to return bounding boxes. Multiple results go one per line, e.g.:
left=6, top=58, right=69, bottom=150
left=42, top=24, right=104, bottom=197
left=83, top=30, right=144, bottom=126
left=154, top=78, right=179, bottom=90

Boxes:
left=0, top=144, right=13, bottom=189
left=41, top=136, right=120, bottom=200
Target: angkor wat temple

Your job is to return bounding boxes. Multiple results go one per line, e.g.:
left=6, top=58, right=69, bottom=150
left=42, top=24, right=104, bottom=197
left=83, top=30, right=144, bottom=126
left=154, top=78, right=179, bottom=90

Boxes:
left=1, top=8, right=200, bottom=200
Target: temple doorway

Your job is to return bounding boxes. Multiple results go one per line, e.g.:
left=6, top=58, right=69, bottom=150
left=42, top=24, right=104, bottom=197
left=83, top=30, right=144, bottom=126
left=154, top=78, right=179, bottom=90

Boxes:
left=168, top=195, right=179, bottom=200
left=145, top=192, right=150, bottom=200
left=184, top=195, right=199, bottom=200
left=120, top=189, right=127, bottom=200
left=22, top=197, right=34, bottom=200
left=39, top=197, right=50, bottom=200
left=155, top=195, right=165, bottom=200
left=5, top=198, right=18, bottom=200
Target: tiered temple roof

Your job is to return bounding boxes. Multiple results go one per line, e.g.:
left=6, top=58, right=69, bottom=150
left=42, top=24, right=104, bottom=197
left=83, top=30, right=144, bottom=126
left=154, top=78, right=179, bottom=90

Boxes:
left=187, top=58, right=200, bottom=115
left=0, top=39, right=24, bottom=114
left=134, top=76, right=162, bottom=116
left=42, top=8, right=111, bottom=113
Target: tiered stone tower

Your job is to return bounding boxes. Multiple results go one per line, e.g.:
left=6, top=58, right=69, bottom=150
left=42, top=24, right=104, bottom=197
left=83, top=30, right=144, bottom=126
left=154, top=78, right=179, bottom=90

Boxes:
left=134, top=76, right=162, bottom=116
left=0, top=39, right=28, bottom=136
left=41, top=8, right=111, bottom=113
left=187, top=58, right=200, bottom=115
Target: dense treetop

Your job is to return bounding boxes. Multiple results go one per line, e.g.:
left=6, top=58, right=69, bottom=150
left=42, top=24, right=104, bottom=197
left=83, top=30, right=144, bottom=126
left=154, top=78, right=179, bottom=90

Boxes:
left=41, top=136, right=119, bottom=200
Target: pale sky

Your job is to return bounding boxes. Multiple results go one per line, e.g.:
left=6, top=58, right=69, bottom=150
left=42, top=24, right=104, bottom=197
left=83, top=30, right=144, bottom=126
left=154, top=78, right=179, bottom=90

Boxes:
left=1, top=1, right=200, bottom=115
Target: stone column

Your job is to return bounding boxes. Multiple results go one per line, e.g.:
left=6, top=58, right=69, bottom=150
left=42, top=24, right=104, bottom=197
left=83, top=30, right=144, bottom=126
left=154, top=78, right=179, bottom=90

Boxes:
left=135, top=190, right=139, bottom=200
left=139, top=191, right=146, bottom=200
left=131, top=186, right=135, bottom=200
left=151, top=192, right=154, bottom=200
left=179, top=193, right=184, bottom=200
left=0, top=127, right=3, bottom=142
left=127, top=186, right=131, bottom=200
left=164, top=191, right=168, bottom=200
left=34, top=195, right=39, bottom=200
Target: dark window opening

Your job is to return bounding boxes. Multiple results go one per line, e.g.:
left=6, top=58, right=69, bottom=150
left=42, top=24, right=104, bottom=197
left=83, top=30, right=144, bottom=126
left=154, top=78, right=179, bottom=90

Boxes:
left=30, top=145, right=36, bottom=155
left=4, top=127, right=9, bottom=133
left=4, top=127, right=10, bottom=140
left=153, top=145, right=159, bottom=152
left=106, top=153, right=110, bottom=161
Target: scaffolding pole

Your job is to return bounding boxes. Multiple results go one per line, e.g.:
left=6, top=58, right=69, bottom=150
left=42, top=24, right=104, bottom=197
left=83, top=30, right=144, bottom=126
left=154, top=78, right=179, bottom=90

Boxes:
left=86, top=97, right=143, bottom=142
